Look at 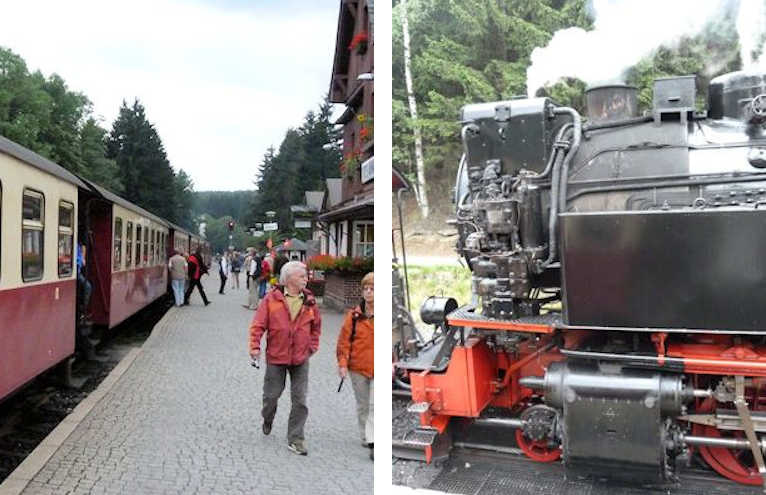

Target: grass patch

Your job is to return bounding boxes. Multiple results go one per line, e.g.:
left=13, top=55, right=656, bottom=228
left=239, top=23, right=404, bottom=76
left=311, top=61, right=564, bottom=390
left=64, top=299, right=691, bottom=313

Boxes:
left=401, top=264, right=473, bottom=333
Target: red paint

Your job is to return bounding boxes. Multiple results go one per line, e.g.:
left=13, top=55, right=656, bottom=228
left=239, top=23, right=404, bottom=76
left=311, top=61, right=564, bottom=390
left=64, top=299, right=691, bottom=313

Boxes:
left=515, top=429, right=562, bottom=462
left=87, top=200, right=112, bottom=327
left=0, top=280, right=76, bottom=402
left=109, top=265, right=167, bottom=328
left=446, top=316, right=556, bottom=334
left=667, top=342, right=766, bottom=377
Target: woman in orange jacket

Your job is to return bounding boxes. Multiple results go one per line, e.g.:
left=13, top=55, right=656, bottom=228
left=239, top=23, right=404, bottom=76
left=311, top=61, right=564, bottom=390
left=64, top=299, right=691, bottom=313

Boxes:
left=336, top=272, right=374, bottom=459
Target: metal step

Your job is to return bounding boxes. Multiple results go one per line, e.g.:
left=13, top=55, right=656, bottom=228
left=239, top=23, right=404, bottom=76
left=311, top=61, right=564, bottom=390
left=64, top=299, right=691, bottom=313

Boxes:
left=407, top=402, right=430, bottom=414
left=402, top=427, right=439, bottom=448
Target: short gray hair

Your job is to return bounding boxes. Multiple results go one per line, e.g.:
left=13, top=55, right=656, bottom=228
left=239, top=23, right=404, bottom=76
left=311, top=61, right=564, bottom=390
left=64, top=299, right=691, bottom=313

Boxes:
left=280, top=261, right=307, bottom=285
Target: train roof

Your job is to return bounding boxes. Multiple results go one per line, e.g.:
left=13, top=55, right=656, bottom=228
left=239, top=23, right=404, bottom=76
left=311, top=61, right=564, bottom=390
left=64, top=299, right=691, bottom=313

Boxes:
left=80, top=177, right=169, bottom=227
left=0, top=134, right=89, bottom=189
left=166, top=221, right=193, bottom=236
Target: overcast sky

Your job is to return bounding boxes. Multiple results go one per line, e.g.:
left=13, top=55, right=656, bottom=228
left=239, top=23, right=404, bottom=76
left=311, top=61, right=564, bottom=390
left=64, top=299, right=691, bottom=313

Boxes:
left=0, top=0, right=340, bottom=191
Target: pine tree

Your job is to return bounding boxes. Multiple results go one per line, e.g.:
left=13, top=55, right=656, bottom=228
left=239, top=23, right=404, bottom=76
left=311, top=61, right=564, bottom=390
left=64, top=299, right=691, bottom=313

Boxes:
left=107, top=99, right=177, bottom=221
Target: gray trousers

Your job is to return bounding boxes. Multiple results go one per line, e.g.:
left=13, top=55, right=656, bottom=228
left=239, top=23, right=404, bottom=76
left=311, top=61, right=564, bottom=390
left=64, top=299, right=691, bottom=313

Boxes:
left=350, top=372, right=374, bottom=444
left=263, top=361, right=309, bottom=443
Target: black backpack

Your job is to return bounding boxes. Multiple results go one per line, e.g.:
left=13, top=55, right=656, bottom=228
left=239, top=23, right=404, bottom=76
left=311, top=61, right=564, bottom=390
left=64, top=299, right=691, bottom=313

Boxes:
left=253, top=256, right=262, bottom=278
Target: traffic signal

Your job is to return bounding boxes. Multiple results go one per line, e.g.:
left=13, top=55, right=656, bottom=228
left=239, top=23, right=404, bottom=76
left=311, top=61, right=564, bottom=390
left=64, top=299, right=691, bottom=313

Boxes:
left=228, top=221, right=235, bottom=231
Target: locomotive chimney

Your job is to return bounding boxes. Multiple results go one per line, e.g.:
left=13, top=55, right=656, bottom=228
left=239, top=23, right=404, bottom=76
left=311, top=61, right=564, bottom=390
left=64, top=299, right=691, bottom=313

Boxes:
left=584, top=84, right=639, bottom=124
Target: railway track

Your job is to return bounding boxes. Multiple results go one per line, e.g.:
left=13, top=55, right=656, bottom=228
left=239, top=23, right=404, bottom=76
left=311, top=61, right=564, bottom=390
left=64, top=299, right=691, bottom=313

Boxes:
left=392, top=396, right=764, bottom=494
left=0, top=296, right=171, bottom=483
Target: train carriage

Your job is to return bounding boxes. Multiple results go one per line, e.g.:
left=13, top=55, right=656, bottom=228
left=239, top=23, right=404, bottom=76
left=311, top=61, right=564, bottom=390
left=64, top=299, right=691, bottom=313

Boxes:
left=0, top=135, right=84, bottom=401
left=80, top=181, right=170, bottom=329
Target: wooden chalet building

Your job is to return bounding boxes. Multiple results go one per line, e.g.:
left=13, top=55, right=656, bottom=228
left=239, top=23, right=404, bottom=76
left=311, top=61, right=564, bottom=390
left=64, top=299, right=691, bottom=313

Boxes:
left=317, top=0, right=374, bottom=309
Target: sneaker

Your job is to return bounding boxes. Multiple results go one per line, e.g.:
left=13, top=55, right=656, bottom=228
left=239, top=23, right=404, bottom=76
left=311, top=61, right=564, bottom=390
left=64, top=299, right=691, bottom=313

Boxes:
left=262, top=422, right=272, bottom=435
left=288, top=441, right=308, bottom=456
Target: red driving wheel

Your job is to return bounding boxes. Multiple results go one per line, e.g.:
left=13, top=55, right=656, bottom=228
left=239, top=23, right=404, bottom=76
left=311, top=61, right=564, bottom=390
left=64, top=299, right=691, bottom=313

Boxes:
left=515, top=429, right=561, bottom=462
left=694, top=396, right=762, bottom=485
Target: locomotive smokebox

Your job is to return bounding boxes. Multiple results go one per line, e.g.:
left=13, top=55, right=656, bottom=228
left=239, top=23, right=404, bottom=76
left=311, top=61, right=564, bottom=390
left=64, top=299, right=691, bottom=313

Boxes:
left=709, top=70, right=766, bottom=121
left=584, top=84, right=638, bottom=123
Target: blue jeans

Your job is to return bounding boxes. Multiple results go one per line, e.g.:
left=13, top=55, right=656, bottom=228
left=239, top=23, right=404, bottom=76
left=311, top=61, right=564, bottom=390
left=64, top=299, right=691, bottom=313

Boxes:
left=258, top=280, right=268, bottom=298
left=171, top=279, right=185, bottom=306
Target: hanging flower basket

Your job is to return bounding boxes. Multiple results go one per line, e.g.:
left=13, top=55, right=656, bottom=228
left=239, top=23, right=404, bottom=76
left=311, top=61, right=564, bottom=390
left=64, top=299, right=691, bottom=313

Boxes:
left=349, top=31, right=369, bottom=55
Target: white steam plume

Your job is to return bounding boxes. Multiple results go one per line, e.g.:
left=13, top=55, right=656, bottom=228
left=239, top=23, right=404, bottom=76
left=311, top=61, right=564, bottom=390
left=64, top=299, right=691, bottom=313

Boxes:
left=526, top=0, right=732, bottom=97
left=737, top=0, right=766, bottom=68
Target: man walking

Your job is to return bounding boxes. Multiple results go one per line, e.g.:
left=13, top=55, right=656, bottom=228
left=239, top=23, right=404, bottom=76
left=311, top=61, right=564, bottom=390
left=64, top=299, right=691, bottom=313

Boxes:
left=219, top=252, right=229, bottom=295
left=184, top=248, right=210, bottom=306
left=249, top=261, right=321, bottom=455
left=168, top=249, right=187, bottom=306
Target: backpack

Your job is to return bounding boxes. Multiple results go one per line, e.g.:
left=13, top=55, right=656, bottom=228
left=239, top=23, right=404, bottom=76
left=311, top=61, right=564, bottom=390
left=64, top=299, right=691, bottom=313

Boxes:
left=253, top=256, right=262, bottom=278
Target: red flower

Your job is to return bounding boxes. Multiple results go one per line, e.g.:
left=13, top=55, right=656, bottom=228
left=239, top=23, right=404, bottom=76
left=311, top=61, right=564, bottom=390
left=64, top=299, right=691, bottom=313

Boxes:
left=349, top=31, right=369, bottom=51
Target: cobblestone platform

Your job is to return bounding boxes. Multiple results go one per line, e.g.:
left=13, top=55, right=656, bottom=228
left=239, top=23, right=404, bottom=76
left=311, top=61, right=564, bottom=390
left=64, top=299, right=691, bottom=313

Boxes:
left=10, top=273, right=372, bottom=494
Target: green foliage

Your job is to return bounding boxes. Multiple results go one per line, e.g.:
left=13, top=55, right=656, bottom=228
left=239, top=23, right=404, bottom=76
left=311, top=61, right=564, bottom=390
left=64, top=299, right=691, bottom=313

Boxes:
left=201, top=214, right=255, bottom=254
left=249, top=98, right=341, bottom=238
left=193, top=190, right=255, bottom=225
left=404, top=263, right=472, bottom=331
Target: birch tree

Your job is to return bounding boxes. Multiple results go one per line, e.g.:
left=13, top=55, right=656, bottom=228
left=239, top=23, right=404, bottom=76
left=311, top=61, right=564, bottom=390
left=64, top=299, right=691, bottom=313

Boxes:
left=400, top=0, right=429, bottom=218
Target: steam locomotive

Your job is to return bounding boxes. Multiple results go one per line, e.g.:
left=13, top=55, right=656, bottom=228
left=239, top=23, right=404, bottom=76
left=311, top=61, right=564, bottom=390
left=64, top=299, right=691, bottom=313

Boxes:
left=399, top=71, right=766, bottom=487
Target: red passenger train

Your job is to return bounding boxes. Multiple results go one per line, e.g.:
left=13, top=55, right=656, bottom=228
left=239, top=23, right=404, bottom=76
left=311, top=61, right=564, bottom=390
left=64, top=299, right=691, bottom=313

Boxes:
left=0, top=134, right=210, bottom=403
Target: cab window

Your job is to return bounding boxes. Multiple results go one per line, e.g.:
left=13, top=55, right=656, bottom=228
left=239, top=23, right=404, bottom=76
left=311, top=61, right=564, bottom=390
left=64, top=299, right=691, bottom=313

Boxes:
left=22, top=189, right=44, bottom=281
left=58, top=201, right=74, bottom=277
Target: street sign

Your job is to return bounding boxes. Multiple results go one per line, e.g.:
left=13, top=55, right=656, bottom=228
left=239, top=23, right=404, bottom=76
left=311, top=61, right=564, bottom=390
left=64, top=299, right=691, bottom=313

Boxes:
left=252, top=231, right=264, bottom=237
left=263, top=222, right=278, bottom=232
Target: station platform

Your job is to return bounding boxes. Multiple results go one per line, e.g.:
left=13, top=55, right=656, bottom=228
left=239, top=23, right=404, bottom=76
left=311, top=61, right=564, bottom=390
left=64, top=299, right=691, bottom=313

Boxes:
left=0, top=273, right=373, bottom=494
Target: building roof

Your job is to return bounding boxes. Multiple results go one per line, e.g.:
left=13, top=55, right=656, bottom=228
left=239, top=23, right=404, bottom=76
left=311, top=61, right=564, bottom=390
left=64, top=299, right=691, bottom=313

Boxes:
left=0, top=134, right=89, bottom=189
left=317, top=193, right=373, bottom=222
left=393, top=165, right=410, bottom=192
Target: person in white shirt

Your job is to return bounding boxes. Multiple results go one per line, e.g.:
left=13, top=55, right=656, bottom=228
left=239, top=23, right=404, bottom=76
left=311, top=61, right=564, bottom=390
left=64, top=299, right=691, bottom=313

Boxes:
left=218, top=253, right=230, bottom=295
left=246, top=249, right=260, bottom=310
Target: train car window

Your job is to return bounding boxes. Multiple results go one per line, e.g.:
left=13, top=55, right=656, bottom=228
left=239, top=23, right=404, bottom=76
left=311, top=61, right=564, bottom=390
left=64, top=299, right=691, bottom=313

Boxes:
left=136, top=225, right=142, bottom=266
left=143, top=226, right=149, bottom=265
left=151, top=228, right=156, bottom=265
left=126, top=221, right=133, bottom=268
left=58, top=202, right=74, bottom=277
left=22, top=189, right=44, bottom=282
left=113, top=217, right=123, bottom=270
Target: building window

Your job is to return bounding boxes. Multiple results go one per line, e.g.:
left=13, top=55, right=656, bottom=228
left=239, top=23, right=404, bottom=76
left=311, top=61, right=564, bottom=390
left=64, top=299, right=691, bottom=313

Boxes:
left=353, top=221, right=373, bottom=257
left=58, top=201, right=74, bottom=277
left=114, top=217, right=123, bottom=270
left=149, top=228, right=154, bottom=265
left=22, top=189, right=44, bottom=281
left=136, top=225, right=142, bottom=266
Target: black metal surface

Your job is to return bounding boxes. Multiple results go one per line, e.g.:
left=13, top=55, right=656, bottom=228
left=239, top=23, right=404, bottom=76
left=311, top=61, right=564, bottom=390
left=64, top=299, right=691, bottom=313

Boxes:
left=428, top=449, right=763, bottom=495
left=585, top=85, right=639, bottom=124
left=653, top=75, right=696, bottom=114
left=561, top=209, right=766, bottom=331
left=421, top=297, right=459, bottom=325
left=460, top=98, right=567, bottom=176
left=447, top=305, right=561, bottom=329
left=709, top=70, right=766, bottom=120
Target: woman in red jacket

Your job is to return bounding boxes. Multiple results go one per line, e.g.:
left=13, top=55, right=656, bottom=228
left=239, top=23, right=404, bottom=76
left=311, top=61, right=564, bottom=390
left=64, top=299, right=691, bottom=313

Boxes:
left=336, top=272, right=374, bottom=459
